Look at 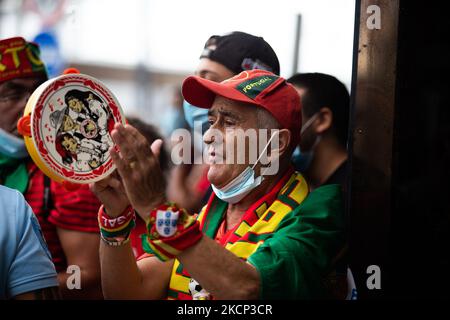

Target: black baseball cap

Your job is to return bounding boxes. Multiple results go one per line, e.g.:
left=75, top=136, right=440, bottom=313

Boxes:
left=200, top=31, right=280, bottom=75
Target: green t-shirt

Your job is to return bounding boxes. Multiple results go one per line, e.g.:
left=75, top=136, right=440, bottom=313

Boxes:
left=248, top=184, right=346, bottom=299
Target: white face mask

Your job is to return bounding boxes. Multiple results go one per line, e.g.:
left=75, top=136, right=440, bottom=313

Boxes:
left=211, top=132, right=278, bottom=204
left=0, top=128, right=28, bottom=159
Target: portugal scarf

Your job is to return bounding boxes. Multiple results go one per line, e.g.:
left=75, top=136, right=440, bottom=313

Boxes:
left=167, top=167, right=309, bottom=300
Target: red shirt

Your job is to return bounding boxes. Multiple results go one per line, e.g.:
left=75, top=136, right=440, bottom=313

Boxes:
left=24, top=163, right=101, bottom=272
left=130, top=217, right=147, bottom=258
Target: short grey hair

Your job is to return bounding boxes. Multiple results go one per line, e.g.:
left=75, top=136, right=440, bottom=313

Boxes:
left=256, top=106, right=296, bottom=156
left=256, top=107, right=280, bottom=130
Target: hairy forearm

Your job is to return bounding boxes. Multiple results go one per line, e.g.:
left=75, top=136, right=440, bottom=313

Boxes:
left=99, top=241, right=147, bottom=299
left=178, top=237, right=260, bottom=299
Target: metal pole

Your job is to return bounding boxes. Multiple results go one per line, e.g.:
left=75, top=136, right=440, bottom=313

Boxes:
left=292, top=14, right=302, bottom=75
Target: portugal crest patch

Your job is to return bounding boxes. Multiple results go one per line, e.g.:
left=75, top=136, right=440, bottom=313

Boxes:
left=156, top=209, right=179, bottom=237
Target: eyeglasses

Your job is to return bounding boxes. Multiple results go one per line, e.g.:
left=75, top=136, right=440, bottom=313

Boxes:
left=0, top=82, right=41, bottom=104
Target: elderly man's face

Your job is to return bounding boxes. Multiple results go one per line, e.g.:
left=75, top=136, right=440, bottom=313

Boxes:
left=203, top=96, right=261, bottom=188
left=0, top=76, right=44, bottom=136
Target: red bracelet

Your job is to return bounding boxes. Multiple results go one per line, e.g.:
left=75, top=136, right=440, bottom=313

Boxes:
left=98, top=205, right=135, bottom=234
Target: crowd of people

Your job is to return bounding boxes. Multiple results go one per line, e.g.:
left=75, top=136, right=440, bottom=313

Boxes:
left=0, top=31, right=352, bottom=300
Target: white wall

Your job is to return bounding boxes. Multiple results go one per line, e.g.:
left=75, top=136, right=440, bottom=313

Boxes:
left=1, top=0, right=355, bottom=82
left=0, top=0, right=356, bottom=123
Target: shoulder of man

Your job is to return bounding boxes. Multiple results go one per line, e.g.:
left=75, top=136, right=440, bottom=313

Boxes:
left=1, top=184, right=52, bottom=256
left=0, top=185, right=28, bottom=224
left=0, top=185, right=58, bottom=298
left=280, top=184, right=345, bottom=230
left=271, top=183, right=347, bottom=269
left=246, top=184, right=346, bottom=299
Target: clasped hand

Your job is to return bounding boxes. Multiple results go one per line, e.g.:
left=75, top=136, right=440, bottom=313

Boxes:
left=91, top=123, right=166, bottom=220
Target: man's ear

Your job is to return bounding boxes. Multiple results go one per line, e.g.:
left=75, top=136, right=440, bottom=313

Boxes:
left=267, top=128, right=291, bottom=160
left=315, top=107, right=333, bottom=134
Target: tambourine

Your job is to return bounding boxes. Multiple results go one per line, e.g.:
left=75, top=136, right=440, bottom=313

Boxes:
left=17, top=69, right=126, bottom=188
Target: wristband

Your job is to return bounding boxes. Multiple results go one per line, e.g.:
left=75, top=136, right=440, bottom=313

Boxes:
left=100, top=232, right=131, bottom=247
left=141, top=202, right=202, bottom=261
left=98, top=205, right=136, bottom=238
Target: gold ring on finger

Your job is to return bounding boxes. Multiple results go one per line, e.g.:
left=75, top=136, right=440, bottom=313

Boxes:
left=129, top=160, right=137, bottom=169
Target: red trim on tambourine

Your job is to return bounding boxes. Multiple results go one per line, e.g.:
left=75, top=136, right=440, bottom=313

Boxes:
left=27, top=73, right=125, bottom=184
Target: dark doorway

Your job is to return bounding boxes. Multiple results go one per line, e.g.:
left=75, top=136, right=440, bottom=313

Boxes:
left=349, top=0, right=450, bottom=298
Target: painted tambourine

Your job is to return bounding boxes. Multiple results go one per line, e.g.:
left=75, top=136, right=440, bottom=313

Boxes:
left=17, top=69, right=126, bottom=188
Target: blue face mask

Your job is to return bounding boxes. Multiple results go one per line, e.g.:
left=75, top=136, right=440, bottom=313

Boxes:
left=183, top=100, right=209, bottom=132
left=292, top=146, right=313, bottom=173
left=291, top=114, right=319, bottom=172
left=0, top=128, right=29, bottom=159
left=161, top=106, right=181, bottom=137
left=211, top=132, right=277, bottom=204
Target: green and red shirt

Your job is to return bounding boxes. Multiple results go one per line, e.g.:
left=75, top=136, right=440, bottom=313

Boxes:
left=166, top=167, right=345, bottom=299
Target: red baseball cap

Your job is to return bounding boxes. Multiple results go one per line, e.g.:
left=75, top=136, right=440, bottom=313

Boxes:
left=182, top=69, right=302, bottom=145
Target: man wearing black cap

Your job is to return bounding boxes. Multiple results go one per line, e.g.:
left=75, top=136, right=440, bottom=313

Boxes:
left=168, top=31, right=281, bottom=213
left=199, top=31, right=280, bottom=76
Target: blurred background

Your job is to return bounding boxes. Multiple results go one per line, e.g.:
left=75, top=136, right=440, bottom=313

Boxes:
left=0, top=0, right=355, bottom=135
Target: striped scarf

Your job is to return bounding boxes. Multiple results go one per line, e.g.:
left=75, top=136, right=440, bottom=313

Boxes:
left=167, top=167, right=309, bottom=300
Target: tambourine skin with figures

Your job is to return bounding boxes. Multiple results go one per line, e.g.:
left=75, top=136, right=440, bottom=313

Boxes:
left=18, top=70, right=126, bottom=187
